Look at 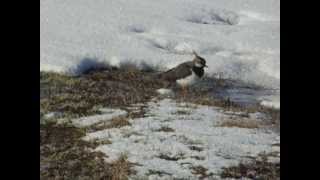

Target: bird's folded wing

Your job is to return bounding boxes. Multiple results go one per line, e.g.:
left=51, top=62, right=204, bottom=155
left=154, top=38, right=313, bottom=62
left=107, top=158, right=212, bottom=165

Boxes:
left=160, top=62, right=193, bottom=81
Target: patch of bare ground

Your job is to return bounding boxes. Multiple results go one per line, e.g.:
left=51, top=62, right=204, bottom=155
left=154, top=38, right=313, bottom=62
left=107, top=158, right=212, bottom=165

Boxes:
left=175, top=86, right=250, bottom=114
left=188, top=145, right=204, bottom=152
left=40, top=67, right=166, bottom=117
left=147, top=170, right=172, bottom=177
left=261, top=107, right=280, bottom=126
left=154, top=126, right=175, bottom=132
left=220, top=153, right=280, bottom=180
left=173, top=78, right=280, bottom=132
left=157, top=152, right=186, bottom=161
left=190, top=166, right=214, bottom=180
left=87, top=116, right=132, bottom=133
left=108, top=154, right=135, bottom=180
left=218, top=118, right=260, bottom=129
left=40, top=121, right=135, bottom=180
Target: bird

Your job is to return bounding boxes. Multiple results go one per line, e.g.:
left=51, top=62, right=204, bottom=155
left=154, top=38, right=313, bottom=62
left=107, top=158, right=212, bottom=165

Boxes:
left=158, top=51, right=208, bottom=95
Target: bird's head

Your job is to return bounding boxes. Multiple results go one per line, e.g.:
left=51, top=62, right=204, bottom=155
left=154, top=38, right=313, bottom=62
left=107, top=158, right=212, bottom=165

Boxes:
left=192, top=50, right=208, bottom=68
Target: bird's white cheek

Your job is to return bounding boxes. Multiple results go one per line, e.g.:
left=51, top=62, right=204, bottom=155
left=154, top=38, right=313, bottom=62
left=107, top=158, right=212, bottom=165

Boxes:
left=195, top=62, right=202, bottom=67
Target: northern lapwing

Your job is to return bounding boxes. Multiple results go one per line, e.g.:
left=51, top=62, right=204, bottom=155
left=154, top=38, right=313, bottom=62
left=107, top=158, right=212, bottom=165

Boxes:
left=159, top=51, right=208, bottom=95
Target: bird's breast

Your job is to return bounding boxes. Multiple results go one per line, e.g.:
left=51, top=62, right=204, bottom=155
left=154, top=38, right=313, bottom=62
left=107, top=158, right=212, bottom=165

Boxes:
left=176, top=71, right=199, bottom=87
left=192, top=67, right=204, bottom=78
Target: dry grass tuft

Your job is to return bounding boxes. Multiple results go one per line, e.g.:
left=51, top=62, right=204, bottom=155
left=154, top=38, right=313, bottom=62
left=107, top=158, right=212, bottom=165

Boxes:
left=155, top=126, right=175, bottom=132
left=86, top=116, right=131, bottom=132
left=109, top=154, right=136, bottom=180
left=106, top=117, right=132, bottom=129
left=220, top=153, right=280, bottom=179
left=218, top=118, right=260, bottom=129
left=190, top=165, right=214, bottom=180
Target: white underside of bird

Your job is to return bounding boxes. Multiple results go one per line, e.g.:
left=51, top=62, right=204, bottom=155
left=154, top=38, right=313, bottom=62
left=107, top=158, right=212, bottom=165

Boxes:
left=176, top=71, right=200, bottom=87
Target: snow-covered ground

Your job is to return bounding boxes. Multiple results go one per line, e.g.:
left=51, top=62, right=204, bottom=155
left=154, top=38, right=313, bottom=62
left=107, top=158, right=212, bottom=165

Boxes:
left=78, top=99, right=279, bottom=179
left=40, top=0, right=279, bottom=104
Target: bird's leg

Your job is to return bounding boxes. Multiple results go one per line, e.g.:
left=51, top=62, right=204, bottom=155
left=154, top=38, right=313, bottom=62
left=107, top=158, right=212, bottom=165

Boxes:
left=182, top=85, right=187, bottom=99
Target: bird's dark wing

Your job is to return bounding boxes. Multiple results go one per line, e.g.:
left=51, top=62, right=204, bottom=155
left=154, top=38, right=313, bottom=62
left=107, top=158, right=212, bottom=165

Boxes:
left=159, top=62, right=193, bottom=82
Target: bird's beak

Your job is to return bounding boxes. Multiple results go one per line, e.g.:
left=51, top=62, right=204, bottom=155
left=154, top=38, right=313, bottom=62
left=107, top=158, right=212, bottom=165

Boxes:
left=205, top=65, right=208, bottom=68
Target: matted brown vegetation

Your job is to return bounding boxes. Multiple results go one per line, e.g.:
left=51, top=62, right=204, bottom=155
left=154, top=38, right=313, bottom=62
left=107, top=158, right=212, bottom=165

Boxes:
left=40, top=68, right=166, bottom=117
left=190, top=165, right=214, bottom=180
left=155, top=126, right=175, bottom=132
left=40, top=121, right=135, bottom=180
left=218, top=118, right=260, bottom=129
left=220, top=153, right=280, bottom=179
left=85, top=116, right=132, bottom=133
left=40, top=68, right=279, bottom=179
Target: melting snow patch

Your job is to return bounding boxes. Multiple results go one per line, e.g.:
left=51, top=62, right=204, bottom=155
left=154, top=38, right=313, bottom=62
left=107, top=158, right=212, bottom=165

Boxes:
left=156, top=88, right=174, bottom=96
left=72, top=108, right=127, bottom=127
left=83, top=99, right=279, bottom=179
left=261, top=100, right=280, bottom=109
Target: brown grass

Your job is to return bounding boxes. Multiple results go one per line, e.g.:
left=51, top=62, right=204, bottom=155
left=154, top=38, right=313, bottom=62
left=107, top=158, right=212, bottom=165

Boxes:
left=86, top=116, right=131, bottom=132
left=106, top=117, right=132, bottom=129
left=218, top=118, right=260, bottom=129
left=40, top=69, right=279, bottom=179
left=261, top=107, right=280, bottom=126
left=220, top=153, right=280, bottom=179
left=175, top=86, right=249, bottom=114
left=109, top=154, right=135, bottom=180
left=40, top=121, right=134, bottom=180
left=147, top=170, right=172, bottom=177
left=190, top=166, right=214, bottom=180
left=40, top=69, right=166, bottom=117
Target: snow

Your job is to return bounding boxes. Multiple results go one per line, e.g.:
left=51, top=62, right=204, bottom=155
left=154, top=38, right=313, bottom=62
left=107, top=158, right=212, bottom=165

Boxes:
left=40, top=0, right=279, bottom=89
left=261, top=100, right=280, bottom=110
left=81, top=99, right=279, bottom=179
left=156, top=88, right=174, bottom=96
left=72, top=108, right=127, bottom=127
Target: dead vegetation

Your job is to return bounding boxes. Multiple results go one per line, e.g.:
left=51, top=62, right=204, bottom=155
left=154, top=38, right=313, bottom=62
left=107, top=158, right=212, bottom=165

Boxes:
left=40, top=121, right=135, bottom=180
left=41, top=68, right=279, bottom=123
left=220, top=153, right=280, bottom=180
left=261, top=107, right=280, bottom=126
left=154, top=126, right=175, bottom=132
left=157, top=152, right=186, bottom=161
left=40, top=68, right=166, bottom=117
left=188, top=145, right=204, bottom=152
left=107, top=154, right=135, bottom=180
left=105, top=117, right=131, bottom=129
left=190, top=165, right=214, bottom=180
left=218, top=118, right=260, bottom=129
left=147, top=170, right=172, bottom=177
left=40, top=67, right=279, bottom=179
left=84, top=116, right=132, bottom=133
